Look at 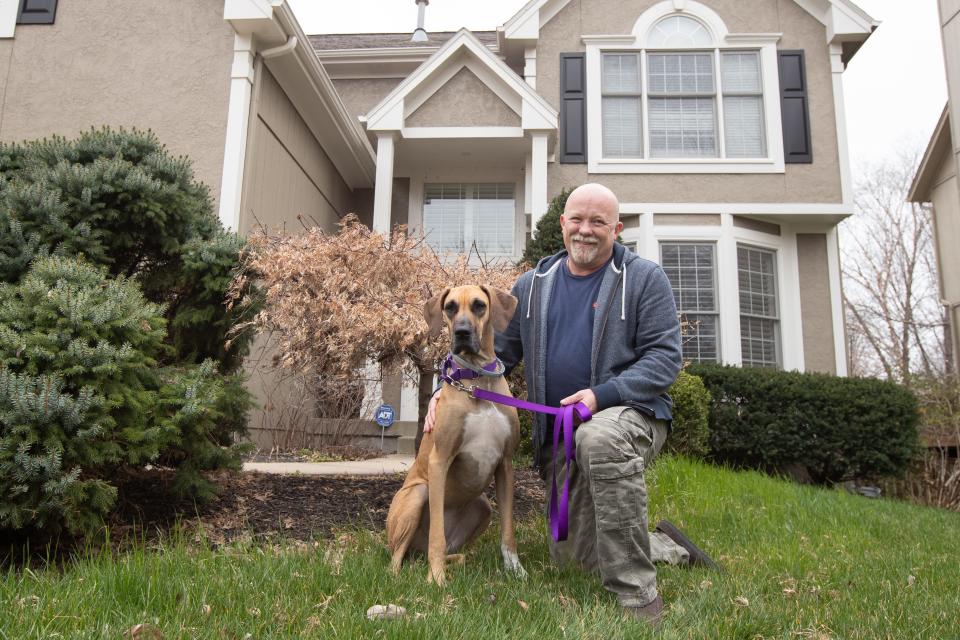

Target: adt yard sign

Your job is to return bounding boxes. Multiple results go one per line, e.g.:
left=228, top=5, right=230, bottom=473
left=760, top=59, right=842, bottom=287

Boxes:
left=375, top=404, right=395, bottom=451
left=376, top=404, right=395, bottom=428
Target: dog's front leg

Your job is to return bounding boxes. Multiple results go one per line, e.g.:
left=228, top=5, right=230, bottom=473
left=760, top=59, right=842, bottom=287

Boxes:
left=427, top=449, right=451, bottom=585
left=494, top=457, right=527, bottom=578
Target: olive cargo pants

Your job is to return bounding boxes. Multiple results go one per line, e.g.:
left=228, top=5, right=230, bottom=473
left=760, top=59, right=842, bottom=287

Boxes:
left=539, top=406, right=686, bottom=607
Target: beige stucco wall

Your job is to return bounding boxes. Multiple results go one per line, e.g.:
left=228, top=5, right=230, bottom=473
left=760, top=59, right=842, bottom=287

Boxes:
left=406, top=67, right=521, bottom=127
left=240, top=67, right=355, bottom=235
left=654, top=214, right=722, bottom=226
left=796, top=233, right=836, bottom=373
left=540, top=0, right=843, bottom=204
left=0, top=0, right=233, bottom=208
left=331, top=77, right=404, bottom=121
left=733, top=215, right=781, bottom=235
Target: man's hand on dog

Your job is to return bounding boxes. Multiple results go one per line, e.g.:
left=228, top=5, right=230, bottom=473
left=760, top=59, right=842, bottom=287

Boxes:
left=422, top=388, right=598, bottom=434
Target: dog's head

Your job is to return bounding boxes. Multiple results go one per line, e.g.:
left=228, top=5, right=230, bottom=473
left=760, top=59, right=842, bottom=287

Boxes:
left=424, top=285, right=518, bottom=355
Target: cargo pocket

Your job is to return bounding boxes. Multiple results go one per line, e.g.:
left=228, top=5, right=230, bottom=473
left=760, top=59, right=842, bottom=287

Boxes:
left=590, top=456, right=646, bottom=531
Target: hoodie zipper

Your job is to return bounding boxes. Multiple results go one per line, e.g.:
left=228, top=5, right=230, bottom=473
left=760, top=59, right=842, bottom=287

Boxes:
left=591, top=266, right=623, bottom=386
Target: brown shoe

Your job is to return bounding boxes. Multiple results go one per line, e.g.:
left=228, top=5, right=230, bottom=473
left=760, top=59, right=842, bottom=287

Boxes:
left=623, top=594, right=664, bottom=626
left=655, top=519, right=721, bottom=571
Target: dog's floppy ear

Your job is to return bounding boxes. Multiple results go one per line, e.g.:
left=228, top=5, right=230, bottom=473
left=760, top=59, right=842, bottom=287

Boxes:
left=424, top=288, right=451, bottom=338
left=481, top=286, right=518, bottom=333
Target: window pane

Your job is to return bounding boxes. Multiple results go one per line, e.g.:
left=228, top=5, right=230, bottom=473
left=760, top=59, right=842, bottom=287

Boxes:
left=737, top=245, right=779, bottom=368
left=647, top=16, right=713, bottom=48
left=602, top=53, right=640, bottom=93
left=602, top=96, right=643, bottom=158
left=661, top=242, right=719, bottom=363
left=724, top=96, right=765, bottom=157
left=649, top=97, right=717, bottom=157
left=721, top=52, right=761, bottom=93
left=648, top=53, right=714, bottom=94
left=423, top=184, right=515, bottom=256
left=740, top=316, right=778, bottom=368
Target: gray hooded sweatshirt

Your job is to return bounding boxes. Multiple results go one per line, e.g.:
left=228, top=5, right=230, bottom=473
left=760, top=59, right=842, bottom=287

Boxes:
left=495, top=242, right=682, bottom=468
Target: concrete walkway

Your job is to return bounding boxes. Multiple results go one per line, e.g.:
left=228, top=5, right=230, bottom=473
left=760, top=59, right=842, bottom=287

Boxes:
left=242, top=453, right=415, bottom=476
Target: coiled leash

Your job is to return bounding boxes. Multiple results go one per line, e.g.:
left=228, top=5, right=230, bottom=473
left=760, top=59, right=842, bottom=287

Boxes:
left=439, top=354, right=592, bottom=541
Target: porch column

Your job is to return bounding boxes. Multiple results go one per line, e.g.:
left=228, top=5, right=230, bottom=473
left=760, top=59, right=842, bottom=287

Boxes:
left=218, top=33, right=256, bottom=232
left=530, top=132, right=549, bottom=235
left=373, top=132, right=396, bottom=233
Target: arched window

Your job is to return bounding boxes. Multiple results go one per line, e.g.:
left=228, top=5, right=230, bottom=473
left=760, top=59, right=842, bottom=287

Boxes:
left=647, top=15, right=712, bottom=48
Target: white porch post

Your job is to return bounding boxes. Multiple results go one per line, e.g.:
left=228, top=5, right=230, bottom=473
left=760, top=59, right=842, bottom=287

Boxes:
left=373, top=132, right=396, bottom=233
left=218, top=33, right=256, bottom=232
left=530, top=132, right=549, bottom=235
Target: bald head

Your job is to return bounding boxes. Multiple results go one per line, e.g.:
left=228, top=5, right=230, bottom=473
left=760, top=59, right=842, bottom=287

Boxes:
left=564, top=183, right=620, bottom=223
left=560, top=183, right=623, bottom=275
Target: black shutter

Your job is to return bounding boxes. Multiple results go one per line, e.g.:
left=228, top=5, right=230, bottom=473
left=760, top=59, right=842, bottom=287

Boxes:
left=560, top=53, right=587, bottom=164
left=778, top=50, right=812, bottom=164
left=17, top=0, right=57, bottom=24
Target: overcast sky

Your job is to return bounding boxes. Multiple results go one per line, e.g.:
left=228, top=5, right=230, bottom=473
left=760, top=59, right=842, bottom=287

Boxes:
left=287, top=0, right=948, bottom=173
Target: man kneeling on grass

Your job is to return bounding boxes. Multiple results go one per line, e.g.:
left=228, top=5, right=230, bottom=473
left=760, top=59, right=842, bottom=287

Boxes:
left=424, top=183, right=718, bottom=626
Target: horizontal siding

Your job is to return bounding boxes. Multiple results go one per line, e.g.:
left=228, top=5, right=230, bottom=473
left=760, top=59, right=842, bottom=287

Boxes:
left=241, top=69, right=354, bottom=234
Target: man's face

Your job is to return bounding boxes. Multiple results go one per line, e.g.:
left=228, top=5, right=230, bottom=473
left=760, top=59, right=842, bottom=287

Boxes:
left=560, top=189, right=623, bottom=274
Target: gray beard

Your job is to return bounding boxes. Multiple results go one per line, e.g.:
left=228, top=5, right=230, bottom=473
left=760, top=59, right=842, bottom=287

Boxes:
left=569, top=239, right=599, bottom=266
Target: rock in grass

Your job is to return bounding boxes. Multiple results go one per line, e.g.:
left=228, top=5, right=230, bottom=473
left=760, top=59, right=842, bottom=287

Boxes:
left=366, top=604, right=407, bottom=620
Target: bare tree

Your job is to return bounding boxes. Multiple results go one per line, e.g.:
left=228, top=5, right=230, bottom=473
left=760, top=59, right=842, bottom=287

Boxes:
left=841, top=148, right=948, bottom=385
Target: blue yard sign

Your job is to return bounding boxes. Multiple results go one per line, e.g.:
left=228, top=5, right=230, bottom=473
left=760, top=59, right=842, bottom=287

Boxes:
left=375, top=404, right=395, bottom=451
left=375, top=404, right=395, bottom=428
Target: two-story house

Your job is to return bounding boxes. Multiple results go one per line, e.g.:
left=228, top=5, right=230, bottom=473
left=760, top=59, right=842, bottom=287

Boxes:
left=0, top=0, right=876, bottom=450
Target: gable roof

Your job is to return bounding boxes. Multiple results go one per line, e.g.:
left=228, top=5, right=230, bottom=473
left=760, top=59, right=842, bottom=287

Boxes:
left=310, top=31, right=498, bottom=51
left=502, top=0, right=877, bottom=61
left=909, top=106, right=951, bottom=204
left=364, top=28, right=557, bottom=132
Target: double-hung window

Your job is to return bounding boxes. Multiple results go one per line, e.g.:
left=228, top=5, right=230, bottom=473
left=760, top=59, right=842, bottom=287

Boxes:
left=737, top=245, right=780, bottom=368
left=660, top=242, right=720, bottom=363
left=597, top=15, right=767, bottom=162
left=422, top=183, right=515, bottom=257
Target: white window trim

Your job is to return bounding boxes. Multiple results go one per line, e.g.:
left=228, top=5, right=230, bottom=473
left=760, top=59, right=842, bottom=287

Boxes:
left=582, top=3, right=783, bottom=174
left=1, top=0, right=18, bottom=38
left=621, top=212, right=804, bottom=370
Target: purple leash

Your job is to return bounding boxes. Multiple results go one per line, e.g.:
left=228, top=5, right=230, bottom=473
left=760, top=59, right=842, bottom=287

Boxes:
left=439, top=355, right=592, bottom=541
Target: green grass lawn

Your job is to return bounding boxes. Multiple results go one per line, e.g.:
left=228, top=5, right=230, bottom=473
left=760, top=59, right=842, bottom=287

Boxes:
left=2, top=456, right=959, bottom=639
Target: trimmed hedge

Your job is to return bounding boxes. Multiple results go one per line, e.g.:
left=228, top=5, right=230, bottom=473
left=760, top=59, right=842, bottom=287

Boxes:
left=688, top=363, right=921, bottom=484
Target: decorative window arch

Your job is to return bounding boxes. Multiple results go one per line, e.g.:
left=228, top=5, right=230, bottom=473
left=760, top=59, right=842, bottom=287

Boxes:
left=647, top=15, right=713, bottom=48
left=582, top=0, right=783, bottom=174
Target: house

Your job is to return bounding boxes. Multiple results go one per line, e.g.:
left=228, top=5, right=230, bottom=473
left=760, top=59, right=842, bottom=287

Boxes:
left=1, top=0, right=877, bottom=451
left=908, top=1, right=960, bottom=375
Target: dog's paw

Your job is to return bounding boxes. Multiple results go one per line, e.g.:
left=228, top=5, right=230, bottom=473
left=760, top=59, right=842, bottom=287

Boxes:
left=501, top=545, right=528, bottom=579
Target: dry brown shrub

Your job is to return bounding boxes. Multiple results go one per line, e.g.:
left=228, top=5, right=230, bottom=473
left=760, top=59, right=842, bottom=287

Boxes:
left=228, top=216, right=521, bottom=437
left=881, top=375, right=960, bottom=511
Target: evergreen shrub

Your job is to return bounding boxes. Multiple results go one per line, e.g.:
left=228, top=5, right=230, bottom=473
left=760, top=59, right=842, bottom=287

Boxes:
left=666, top=370, right=710, bottom=458
left=0, top=128, right=254, bottom=371
left=0, top=257, right=249, bottom=533
left=688, top=363, right=921, bottom=484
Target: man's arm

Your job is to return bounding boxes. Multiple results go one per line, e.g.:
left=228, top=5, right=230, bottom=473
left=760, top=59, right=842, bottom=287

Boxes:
left=494, top=279, right=526, bottom=375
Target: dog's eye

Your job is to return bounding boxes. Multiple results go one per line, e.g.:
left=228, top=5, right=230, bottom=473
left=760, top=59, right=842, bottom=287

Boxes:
left=471, top=300, right=487, bottom=315
left=444, top=300, right=458, bottom=316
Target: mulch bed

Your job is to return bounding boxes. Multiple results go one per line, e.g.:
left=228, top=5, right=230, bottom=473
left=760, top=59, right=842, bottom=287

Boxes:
left=109, top=467, right=547, bottom=547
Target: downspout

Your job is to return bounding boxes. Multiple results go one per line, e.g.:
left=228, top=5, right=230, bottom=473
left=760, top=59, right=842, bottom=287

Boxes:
left=262, top=35, right=297, bottom=59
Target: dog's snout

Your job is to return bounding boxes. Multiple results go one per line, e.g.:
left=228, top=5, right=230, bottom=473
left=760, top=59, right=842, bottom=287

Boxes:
left=453, top=319, right=473, bottom=337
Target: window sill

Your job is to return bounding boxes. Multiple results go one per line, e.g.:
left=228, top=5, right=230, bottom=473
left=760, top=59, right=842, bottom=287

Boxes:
left=587, top=158, right=784, bottom=174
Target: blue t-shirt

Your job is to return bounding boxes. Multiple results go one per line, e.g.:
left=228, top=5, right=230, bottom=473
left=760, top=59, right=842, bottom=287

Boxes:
left=544, top=257, right=609, bottom=407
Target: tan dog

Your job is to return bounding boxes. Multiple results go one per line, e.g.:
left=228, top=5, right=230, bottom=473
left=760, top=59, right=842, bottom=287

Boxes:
left=386, top=285, right=525, bottom=585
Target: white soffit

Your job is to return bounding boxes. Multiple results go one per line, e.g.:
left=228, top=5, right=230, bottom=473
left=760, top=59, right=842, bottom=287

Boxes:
left=364, top=28, right=557, bottom=132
